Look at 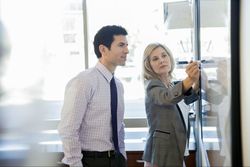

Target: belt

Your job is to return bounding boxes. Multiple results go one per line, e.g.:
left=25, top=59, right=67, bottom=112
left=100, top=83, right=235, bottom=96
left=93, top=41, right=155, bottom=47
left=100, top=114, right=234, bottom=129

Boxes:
left=82, top=150, right=116, bottom=158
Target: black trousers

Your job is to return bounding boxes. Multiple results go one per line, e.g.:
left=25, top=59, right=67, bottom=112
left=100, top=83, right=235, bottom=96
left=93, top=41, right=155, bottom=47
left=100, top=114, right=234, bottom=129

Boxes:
left=60, top=150, right=127, bottom=167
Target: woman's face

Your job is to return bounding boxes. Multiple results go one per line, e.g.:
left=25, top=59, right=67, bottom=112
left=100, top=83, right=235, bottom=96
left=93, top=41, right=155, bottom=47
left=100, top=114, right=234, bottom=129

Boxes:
left=149, top=46, right=171, bottom=77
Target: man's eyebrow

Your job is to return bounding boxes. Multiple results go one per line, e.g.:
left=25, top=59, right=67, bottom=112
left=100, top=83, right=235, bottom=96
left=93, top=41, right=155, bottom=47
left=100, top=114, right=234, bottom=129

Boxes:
left=118, top=42, right=128, bottom=45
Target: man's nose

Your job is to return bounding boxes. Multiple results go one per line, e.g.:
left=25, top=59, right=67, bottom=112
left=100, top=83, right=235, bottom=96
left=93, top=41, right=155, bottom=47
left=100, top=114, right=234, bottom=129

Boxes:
left=124, top=46, right=129, bottom=54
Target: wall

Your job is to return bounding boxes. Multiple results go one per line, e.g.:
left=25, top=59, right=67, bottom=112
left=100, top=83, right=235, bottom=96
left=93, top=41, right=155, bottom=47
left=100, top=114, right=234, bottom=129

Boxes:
left=240, top=0, right=250, bottom=166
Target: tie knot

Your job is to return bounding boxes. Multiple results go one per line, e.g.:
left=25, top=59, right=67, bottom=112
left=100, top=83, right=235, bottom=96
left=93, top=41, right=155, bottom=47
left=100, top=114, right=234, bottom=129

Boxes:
left=110, top=76, right=115, bottom=84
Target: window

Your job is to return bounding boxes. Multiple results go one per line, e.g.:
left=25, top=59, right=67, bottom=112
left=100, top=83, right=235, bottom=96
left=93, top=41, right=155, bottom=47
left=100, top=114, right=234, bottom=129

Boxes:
left=0, top=1, right=233, bottom=166
left=0, top=0, right=85, bottom=163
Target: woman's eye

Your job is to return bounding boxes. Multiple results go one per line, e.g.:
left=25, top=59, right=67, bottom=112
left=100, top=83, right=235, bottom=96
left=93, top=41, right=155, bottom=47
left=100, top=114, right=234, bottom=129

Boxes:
left=152, top=57, right=158, bottom=61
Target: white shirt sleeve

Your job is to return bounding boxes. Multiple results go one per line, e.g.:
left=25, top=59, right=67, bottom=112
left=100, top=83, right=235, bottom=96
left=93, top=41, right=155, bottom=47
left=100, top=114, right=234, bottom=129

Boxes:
left=58, top=76, right=90, bottom=167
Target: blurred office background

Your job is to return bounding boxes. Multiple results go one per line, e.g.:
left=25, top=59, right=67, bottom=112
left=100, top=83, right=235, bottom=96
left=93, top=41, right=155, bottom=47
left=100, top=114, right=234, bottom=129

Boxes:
left=0, top=0, right=249, bottom=166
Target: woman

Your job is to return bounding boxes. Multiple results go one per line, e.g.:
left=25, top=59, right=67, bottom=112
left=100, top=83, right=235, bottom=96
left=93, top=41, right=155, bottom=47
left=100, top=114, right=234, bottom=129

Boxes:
left=142, top=43, right=200, bottom=167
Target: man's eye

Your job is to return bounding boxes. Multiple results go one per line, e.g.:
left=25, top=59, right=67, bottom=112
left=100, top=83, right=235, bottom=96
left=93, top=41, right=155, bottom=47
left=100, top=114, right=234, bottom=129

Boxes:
left=119, top=43, right=127, bottom=47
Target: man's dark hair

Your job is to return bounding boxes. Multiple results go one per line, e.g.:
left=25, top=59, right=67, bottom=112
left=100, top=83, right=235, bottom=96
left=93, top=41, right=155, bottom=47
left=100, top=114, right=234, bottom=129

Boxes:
left=93, top=25, right=127, bottom=58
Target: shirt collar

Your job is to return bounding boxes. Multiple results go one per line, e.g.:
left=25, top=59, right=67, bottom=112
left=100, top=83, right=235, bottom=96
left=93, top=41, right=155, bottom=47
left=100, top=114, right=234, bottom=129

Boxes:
left=96, top=61, right=113, bottom=83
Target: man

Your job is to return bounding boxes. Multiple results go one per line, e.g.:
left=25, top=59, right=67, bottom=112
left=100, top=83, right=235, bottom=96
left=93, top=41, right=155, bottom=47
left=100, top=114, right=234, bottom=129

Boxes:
left=58, top=25, right=129, bottom=167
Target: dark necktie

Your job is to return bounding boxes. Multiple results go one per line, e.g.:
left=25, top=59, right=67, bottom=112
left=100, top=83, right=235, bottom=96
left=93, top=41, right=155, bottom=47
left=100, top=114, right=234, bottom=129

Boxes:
left=110, top=76, right=120, bottom=153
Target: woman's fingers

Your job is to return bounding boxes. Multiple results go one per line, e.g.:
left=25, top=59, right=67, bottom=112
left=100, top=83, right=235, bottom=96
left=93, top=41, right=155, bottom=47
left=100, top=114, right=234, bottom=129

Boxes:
left=186, top=61, right=200, bottom=82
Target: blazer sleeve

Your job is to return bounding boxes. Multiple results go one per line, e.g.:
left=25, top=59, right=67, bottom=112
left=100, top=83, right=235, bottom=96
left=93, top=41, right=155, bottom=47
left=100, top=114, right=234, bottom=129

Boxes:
left=146, top=79, right=185, bottom=105
left=172, top=80, right=199, bottom=105
left=146, top=79, right=199, bottom=106
left=183, top=87, right=199, bottom=105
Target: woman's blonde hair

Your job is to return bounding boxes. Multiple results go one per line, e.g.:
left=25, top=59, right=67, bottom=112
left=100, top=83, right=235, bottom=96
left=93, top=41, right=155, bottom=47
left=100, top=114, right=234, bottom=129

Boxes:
left=143, top=43, right=175, bottom=81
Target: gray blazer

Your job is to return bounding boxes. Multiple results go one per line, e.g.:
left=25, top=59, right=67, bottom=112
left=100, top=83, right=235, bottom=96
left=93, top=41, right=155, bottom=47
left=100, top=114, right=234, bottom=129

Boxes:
left=142, top=79, right=198, bottom=167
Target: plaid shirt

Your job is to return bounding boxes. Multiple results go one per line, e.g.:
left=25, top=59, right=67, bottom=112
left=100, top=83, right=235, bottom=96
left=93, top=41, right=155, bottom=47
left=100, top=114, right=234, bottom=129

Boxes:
left=58, top=62, right=126, bottom=167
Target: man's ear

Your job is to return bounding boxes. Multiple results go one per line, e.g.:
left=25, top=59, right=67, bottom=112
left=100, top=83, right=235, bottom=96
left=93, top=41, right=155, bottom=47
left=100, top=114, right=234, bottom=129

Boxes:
left=99, top=44, right=107, bottom=55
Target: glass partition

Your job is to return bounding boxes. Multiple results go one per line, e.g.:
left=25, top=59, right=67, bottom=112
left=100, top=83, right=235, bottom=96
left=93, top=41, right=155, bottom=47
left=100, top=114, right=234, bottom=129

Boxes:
left=0, top=0, right=85, bottom=165
left=0, top=0, right=236, bottom=166
left=199, top=0, right=231, bottom=166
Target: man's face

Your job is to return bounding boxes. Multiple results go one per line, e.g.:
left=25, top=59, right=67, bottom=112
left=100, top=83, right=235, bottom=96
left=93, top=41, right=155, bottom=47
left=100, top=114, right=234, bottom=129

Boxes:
left=105, top=35, right=129, bottom=67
